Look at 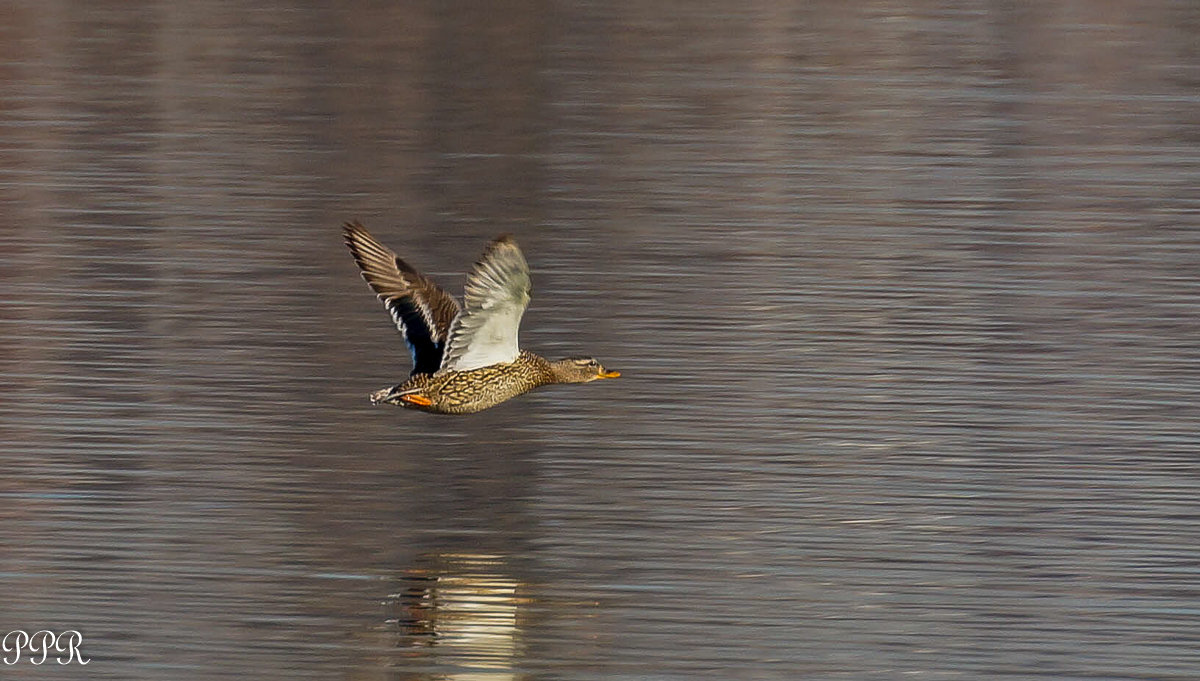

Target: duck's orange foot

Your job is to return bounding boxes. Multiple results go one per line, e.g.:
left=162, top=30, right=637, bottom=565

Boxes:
left=399, top=394, right=433, bottom=407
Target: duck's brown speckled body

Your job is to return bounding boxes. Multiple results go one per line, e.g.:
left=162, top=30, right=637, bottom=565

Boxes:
left=343, top=223, right=618, bottom=415
left=372, top=351, right=569, bottom=414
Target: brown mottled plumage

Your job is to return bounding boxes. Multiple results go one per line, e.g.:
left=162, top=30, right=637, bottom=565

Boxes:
left=343, top=223, right=619, bottom=414
left=369, top=351, right=618, bottom=414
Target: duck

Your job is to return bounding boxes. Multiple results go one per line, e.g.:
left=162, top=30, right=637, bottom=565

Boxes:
left=342, top=222, right=620, bottom=414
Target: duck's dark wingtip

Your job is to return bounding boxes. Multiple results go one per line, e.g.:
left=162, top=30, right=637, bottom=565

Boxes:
left=343, top=222, right=380, bottom=254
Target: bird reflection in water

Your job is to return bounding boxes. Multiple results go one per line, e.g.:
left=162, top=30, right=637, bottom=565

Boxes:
left=386, top=553, right=526, bottom=680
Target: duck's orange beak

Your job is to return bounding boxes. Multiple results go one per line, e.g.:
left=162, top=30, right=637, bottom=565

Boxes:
left=598, top=370, right=621, bottom=379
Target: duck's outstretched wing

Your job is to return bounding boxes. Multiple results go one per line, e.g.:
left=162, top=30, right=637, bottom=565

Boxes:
left=343, top=222, right=461, bottom=375
left=439, top=235, right=531, bottom=372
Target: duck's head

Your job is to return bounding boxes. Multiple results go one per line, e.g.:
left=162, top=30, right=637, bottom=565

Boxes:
left=549, top=357, right=621, bottom=384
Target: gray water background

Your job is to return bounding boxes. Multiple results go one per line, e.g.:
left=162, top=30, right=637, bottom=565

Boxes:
left=1, top=2, right=1198, bottom=679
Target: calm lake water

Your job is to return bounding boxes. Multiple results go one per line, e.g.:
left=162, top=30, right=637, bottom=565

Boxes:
left=2, top=1, right=1198, bottom=679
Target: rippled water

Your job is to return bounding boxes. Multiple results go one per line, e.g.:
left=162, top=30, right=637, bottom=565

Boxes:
left=2, top=2, right=1199, bottom=679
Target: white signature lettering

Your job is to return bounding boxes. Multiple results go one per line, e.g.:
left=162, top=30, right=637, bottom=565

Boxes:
left=2, top=630, right=89, bottom=665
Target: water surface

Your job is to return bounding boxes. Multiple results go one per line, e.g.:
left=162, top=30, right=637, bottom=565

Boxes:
left=1, top=1, right=1198, bottom=679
